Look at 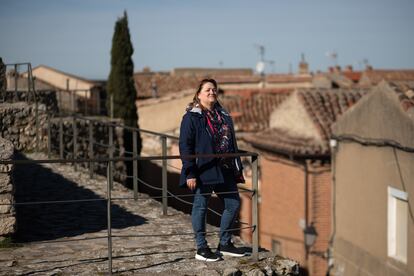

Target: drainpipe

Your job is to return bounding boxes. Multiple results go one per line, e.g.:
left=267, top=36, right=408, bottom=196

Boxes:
left=327, top=139, right=338, bottom=275
left=304, top=160, right=309, bottom=260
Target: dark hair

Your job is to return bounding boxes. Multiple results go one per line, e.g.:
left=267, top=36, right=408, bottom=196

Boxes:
left=187, top=79, right=219, bottom=110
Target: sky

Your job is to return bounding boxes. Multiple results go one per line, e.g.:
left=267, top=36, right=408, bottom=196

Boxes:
left=1, top=0, right=414, bottom=79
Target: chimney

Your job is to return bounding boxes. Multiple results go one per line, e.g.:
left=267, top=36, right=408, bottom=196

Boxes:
left=334, top=65, right=341, bottom=73
left=298, top=53, right=309, bottom=75
left=365, top=65, right=373, bottom=71
left=345, top=65, right=353, bottom=72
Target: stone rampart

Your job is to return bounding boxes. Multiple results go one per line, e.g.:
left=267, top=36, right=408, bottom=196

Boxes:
left=0, top=137, right=15, bottom=239
left=0, top=102, right=48, bottom=151
left=1, top=90, right=58, bottom=114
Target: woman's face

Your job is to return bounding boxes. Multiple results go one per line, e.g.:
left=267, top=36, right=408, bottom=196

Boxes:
left=197, top=82, right=217, bottom=107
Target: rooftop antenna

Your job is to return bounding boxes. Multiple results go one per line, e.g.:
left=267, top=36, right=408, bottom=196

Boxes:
left=254, top=44, right=266, bottom=76
left=325, top=51, right=338, bottom=66
left=268, top=60, right=275, bottom=73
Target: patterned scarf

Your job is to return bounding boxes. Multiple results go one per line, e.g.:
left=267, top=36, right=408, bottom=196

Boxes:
left=204, top=108, right=233, bottom=154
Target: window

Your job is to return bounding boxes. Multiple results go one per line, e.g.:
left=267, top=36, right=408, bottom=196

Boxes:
left=388, top=186, right=408, bottom=263
left=271, top=239, right=282, bottom=256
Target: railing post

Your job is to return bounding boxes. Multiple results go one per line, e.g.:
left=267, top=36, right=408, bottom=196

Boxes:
left=106, top=162, right=113, bottom=275
left=110, top=94, right=114, bottom=119
left=133, top=130, right=138, bottom=200
left=47, top=114, right=51, bottom=158
left=109, top=125, right=114, bottom=190
left=58, top=90, right=61, bottom=112
left=35, top=97, right=39, bottom=151
left=73, top=116, right=78, bottom=171
left=97, top=89, right=101, bottom=115
left=84, top=90, right=88, bottom=115
left=251, top=154, right=259, bottom=261
left=161, top=136, right=168, bottom=215
left=89, top=120, right=94, bottom=179
left=71, top=90, right=76, bottom=113
left=27, top=64, right=31, bottom=102
left=59, top=117, right=64, bottom=159
left=13, top=64, right=18, bottom=101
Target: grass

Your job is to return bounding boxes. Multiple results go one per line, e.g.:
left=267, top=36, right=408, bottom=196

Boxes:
left=0, top=236, right=22, bottom=249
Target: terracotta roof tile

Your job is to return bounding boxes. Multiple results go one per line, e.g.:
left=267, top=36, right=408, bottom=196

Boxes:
left=360, top=70, right=414, bottom=86
left=343, top=71, right=362, bottom=82
left=134, top=73, right=199, bottom=98
left=243, top=128, right=326, bottom=157
left=265, top=74, right=312, bottom=83
left=297, top=88, right=368, bottom=145
left=388, top=81, right=414, bottom=112
left=134, top=72, right=260, bottom=99
left=220, top=89, right=291, bottom=131
left=214, top=75, right=261, bottom=83
left=242, top=88, right=370, bottom=157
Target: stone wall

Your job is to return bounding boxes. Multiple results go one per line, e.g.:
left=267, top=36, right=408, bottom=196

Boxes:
left=49, top=117, right=127, bottom=183
left=1, top=90, right=59, bottom=114
left=0, top=102, right=48, bottom=151
left=0, top=137, right=15, bottom=239
left=0, top=57, right=5, bottom=92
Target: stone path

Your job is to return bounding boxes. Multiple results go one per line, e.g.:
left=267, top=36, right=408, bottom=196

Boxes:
left=0, top=153, right=267, bottom=276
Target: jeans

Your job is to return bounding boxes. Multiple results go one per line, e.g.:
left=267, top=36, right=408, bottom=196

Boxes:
left=191, top=168, right=241, bottom=249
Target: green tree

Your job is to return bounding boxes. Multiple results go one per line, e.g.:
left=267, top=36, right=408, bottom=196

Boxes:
left=107, top=11, right=138, bottom=128
left=107, top=11, right=142, bottom=186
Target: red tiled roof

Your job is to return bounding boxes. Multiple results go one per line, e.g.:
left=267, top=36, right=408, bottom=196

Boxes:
left=214, top=75, right=262, bottom=84
left=134, top=73, right=200, bottom=98
left=243, top=88, right=369, bottom=157
left=243, top=128, right=325, bottom=157
left=342, top=71, right=362, bottom=82
left=134, top=71, right=259, bottom=98
left=360, top=70, right=414, bottom=86
left=220, top=89, right=292, bottom=131
left=388, top=81, right=414, bottom=112
left=297, top=88, right=368, bottom=143
left=171, top=67, right=253, bottom=76
left=265, top=74, right=312, bottom=83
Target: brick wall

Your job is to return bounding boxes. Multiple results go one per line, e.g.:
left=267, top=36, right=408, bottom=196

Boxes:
left=238, top=153, right=332, bottom=275
left=308, top=162, right=331, bottom=276
left=258, top=154, right=306, bottom=265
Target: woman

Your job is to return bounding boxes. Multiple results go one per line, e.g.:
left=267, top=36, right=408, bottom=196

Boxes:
left=179, top=79, right=248, bottom=262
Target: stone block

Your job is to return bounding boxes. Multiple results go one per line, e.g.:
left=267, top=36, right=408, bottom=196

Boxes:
left=0, top=175, right=12, bottom=193
left=0, top=215, right=16, bottom=236
left=0, top=193, right=13, bottom=214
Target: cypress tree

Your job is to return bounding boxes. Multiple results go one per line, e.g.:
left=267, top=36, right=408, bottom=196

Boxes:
left=107, top=11, right=142, bottom=186
left=107, top=11, right=138, bottom=128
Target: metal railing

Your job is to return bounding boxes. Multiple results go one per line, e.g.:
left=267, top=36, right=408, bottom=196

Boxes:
left=2, top=63, right=41, bottom=151
left=3, top=62, right=37, bottom=103
left=55, top=89, right=106, bottom=116
left=2, top=62, right=105, bottom=116
left=1, top=114, right=260, bottom=274
left=1, top=62, right=260, bottom=273
left=1, top=154, right=259, bottom=274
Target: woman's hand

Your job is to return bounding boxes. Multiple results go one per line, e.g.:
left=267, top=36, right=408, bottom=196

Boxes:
left=186, top=178, right=197, bottom=191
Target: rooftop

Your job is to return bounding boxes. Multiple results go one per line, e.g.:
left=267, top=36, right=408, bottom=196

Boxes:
left=359, top=69, right=414, bottom=86
left=242, top=88, right=369, bottom=157
left=220, top=88, right=292, bottom=132
left=387, top=81, right=414, bottom=111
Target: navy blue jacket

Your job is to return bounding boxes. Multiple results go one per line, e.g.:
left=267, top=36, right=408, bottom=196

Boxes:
left=179, top=105, right=243, bottom=187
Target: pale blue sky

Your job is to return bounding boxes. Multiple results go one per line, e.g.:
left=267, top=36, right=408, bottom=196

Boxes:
left=1, top=0, right=413, bottom=79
